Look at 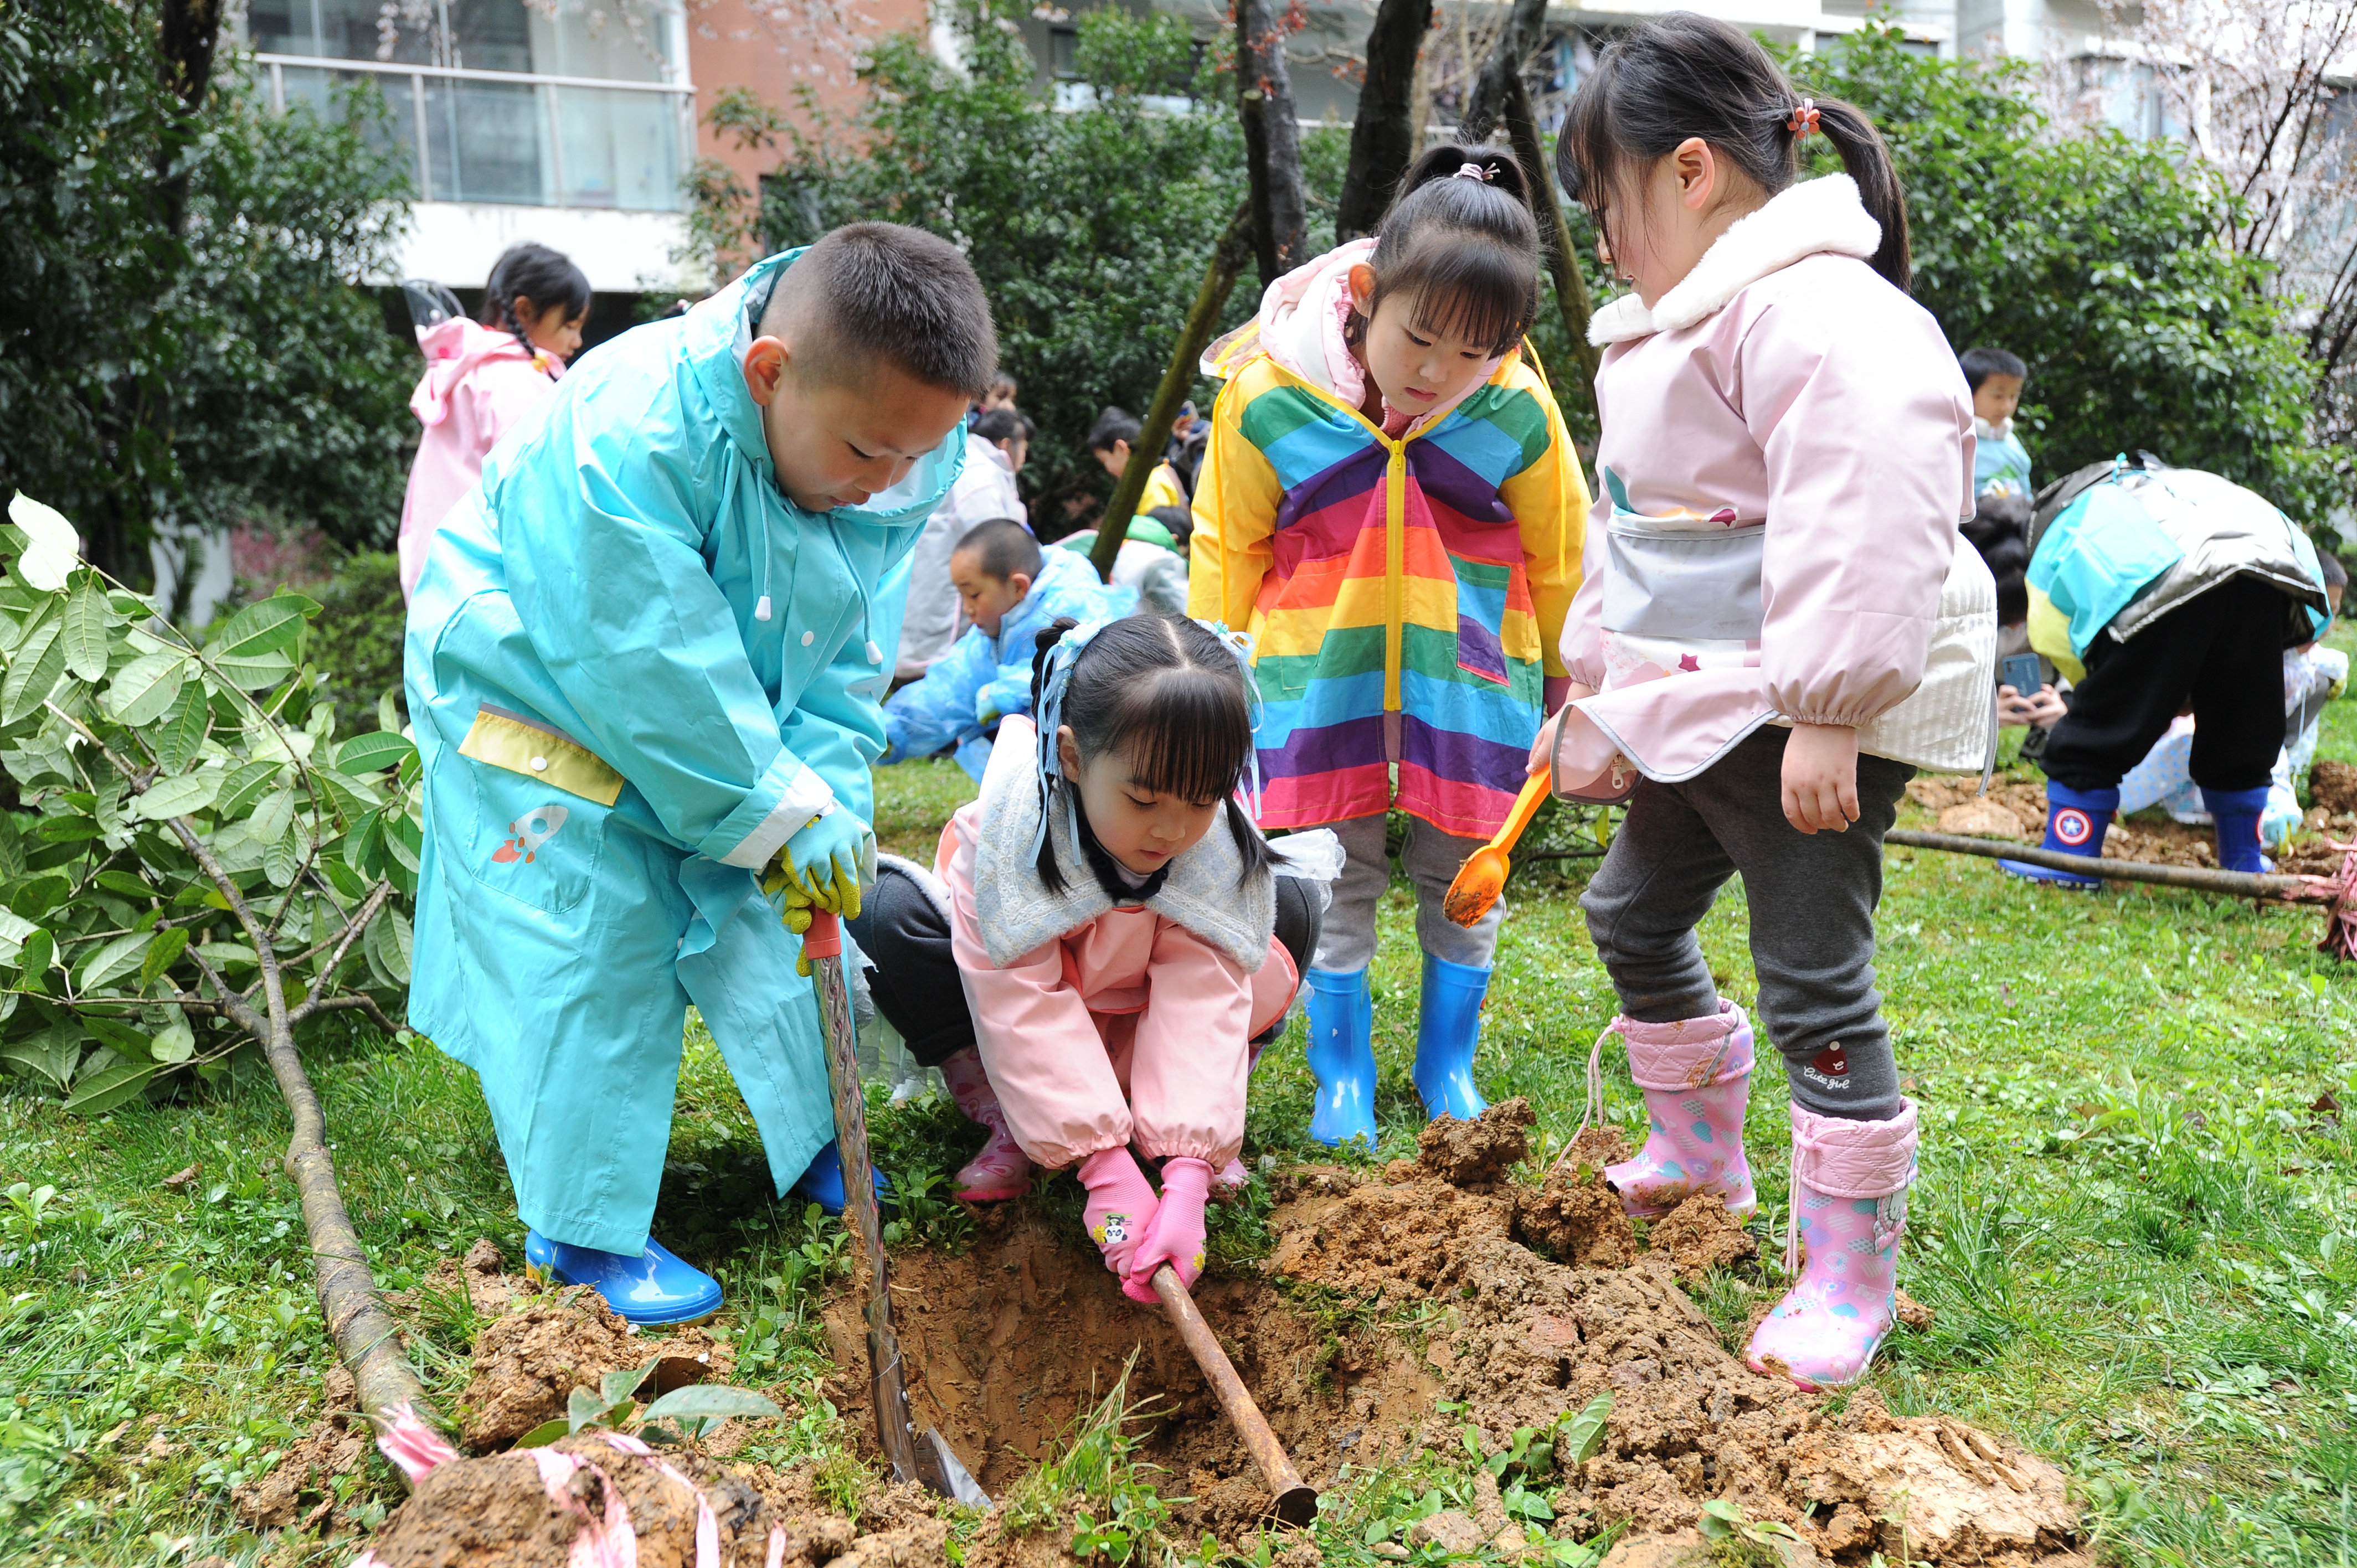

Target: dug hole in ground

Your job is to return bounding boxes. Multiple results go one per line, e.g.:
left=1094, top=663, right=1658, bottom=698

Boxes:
left=303, top=1101, right=2086, bottom=1567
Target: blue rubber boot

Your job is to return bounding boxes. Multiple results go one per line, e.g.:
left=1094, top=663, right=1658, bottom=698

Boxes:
left=790, top=1137, right=892, bottom=1218
left=2000, top=783, right=2118, bottom=887
left=523, top=1231, right=722, bottom=1325
left=1303, top=968, right=1377, bottom=1148
left=1412, top=952, right=1491, bottom=1123
left=2204, top=785, right=2274, bottom=873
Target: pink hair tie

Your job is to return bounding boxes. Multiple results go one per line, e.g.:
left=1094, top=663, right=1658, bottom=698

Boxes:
left=1454, top=161, right=1498, bottom=183
left=1788, top=98, right=1821, bottom=138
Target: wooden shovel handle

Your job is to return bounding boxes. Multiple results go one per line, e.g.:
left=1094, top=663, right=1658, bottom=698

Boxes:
left=1151, top=1267, right=1318, bottom=1528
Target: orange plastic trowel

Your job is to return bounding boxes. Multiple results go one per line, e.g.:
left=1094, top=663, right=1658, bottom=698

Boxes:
left=1440, top=770, right=1553, bottom=927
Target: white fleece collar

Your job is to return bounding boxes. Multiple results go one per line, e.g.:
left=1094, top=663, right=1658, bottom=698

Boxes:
left=1587, top=174, right=1882, bottom=345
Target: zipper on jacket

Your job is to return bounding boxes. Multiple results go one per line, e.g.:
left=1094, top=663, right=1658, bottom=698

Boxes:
left=1383, top=438, right=1406, bottom=710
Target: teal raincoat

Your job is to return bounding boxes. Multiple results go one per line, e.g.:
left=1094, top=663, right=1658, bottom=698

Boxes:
left=404, top=249, right=961, bottom=1254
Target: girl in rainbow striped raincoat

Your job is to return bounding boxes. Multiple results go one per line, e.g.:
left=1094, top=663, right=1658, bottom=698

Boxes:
left=1188, top=144, right=1588, bottom=1146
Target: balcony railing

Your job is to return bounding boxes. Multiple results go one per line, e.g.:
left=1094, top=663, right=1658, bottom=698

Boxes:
left=256, top=52, right=692, bottom=212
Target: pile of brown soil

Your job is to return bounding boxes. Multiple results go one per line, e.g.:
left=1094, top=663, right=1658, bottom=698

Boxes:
left=459, top=1281, right=732, bottom=1449
left=344, top=1101, right=2081, bottom=1566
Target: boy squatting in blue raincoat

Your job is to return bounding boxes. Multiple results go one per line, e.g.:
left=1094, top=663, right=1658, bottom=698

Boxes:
left=405, top=224, right=999, bottom=1324
left=879, top=519, right=1133, bottom=780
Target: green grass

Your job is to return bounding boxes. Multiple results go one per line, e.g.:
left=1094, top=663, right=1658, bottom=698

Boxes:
left=6, top=646, right=2357, bottom=1562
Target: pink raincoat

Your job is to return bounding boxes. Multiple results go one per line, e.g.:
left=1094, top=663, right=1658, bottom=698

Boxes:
left=1548, top=176, right=1990, bottom=791
left=399, top=317, right=564, bottom=599
left=939, top=716, right=1299, bottom=1172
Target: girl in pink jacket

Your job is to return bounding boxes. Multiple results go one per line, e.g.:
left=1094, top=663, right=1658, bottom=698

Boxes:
left=849, top=615, right=1318, bottom=1301
left=399, top=243, right=591, bottom=599
left=1538, top=15, right=1992, bottom=1391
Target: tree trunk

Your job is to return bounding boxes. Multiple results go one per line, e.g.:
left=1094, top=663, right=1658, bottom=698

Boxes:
left=1237, top=0, right=1308, bottom=288
left=1093, top=202, right=1256, bottom=582
left=155, top=0, right=222, bottom=236
left=1335, top=0, right=1433, bottom=243
left=1505, top=73, right=1600, bottom=416
left=1457, top=0, right=1546, bottom=146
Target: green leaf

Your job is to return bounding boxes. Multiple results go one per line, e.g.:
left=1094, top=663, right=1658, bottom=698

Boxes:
left=76, top=931, right=153, bottom=993
left=14, top=930, right=53, bottom=992
left=600, top=1357, right=662, bottom=1406
left=1, top=1023, right=80, bottom=1088
left=216, top=760, right=280, bottom=822
left=263, top=828, right=302, bottom=889
left=210, top=648, right=296, bottom=692
left=2, top=616, right=66, bottom=724
left=133, top=770, right=223, bottom=822
left=60, top=577, right=110, bottom=683
left=365, top=905, right=412, bottom=985
left=513, top=1418, right=571, bottom=1449
left=337, top=731, right=414, bottom=776
left=566, top=1385, right=610, bottom=1435
left=139, top=927, right=190, bottom=990
left=95, top=870, right=154, bottom=900
left=149, top=1017, right=195, bottom=1064
left=82, top=1016, right=151, bottom=1059
left=209, top=594, right=320, bottom=662
left=344, top=812, right=385, bottom=879
left=105, top=649, right=189, bottom=727
left=0, top=909, right=35, bottom=965
left=7, top=875, right=69, bottom=919
left=315, top=767, right=383, bottom=826
left=249, top=787, right=296, bottom=846
left=63, top=1058, right=158, bottom=1115
left=0, top=817, right=25, bottom=881
left=1558, top=1392, right=1610, bottom=1468
left=34, top=817, right=101, bottom=842
left=637, top=1386, right=783, bottom=1423
left=150, top=684, right=209, bottom=773
left=195, top=941, right=259, bottom=972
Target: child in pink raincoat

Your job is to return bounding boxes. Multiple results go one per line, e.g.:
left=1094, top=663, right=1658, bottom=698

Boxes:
left=399, top=243, right=591, bottom=599
left=1537, top=15, right=1994, bottom=1392
left=848, top=614, right=1322, bottom=1299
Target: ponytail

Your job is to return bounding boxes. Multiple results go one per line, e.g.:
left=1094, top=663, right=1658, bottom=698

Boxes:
left=1556, top=12, right=1911, bottom=293
left=1351, top=143, right=1543, bottom=357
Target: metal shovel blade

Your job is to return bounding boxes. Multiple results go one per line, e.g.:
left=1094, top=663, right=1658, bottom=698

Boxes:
left=917, top=1426, right=992, bottom=1508
left=805, top=909, right=992, bottom=1509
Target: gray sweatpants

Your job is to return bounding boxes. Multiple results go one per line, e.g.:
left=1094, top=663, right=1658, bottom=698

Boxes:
left=1309, top=813, right=1501, bottom=974
left=1578, top=727, right=1910, bottom=1121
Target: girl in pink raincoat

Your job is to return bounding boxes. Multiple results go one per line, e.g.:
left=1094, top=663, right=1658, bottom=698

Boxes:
left=399, top=243, right=591, bottom=599
left=848, top=614, right=1324, bottom=1301
left=1537, top=14, right=1994, bottom=1393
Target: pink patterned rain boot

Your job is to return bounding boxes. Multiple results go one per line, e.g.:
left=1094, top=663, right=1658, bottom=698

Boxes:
left=1746, top=1100, right=1918, bottom=1391
left=1582, top=1000, right=1757, bottom=1219
left=940, top=1049, right=1032, bottom=1201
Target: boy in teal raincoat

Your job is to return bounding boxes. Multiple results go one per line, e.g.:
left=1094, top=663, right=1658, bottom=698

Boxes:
left=405, top=224, right=996, bottom=1323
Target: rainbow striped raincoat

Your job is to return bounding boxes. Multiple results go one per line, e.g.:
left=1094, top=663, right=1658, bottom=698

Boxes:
left=1187, top=246, right=1587, bottom=839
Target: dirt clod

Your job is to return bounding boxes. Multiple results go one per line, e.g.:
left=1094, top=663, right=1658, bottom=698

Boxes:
left=457, top=1283, right=729, bottom=1450
left=1648, top=1192, right=1760, bottom=1276
left=232, top=1365, right=368, bottom=1531
left=2313, top=760, right=2357, bottom=816
left=1512, top=1168, right=1640, bottom=1268
left=1895, top=1287, right=1936, bottom=1331
left=1416, top=1096, right=1536, bottom=1188
left=1407, top=1509, right=1485, bottom=1553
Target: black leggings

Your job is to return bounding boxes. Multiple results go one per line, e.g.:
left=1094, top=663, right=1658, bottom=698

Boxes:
left=2039, top=576, right=2296, bottom=795
left=846, top=857, right=1322, bottom=1067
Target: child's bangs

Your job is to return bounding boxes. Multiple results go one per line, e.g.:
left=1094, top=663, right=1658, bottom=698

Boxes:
left=1395, top=238, right=1539, bottom=356
left=1105, top=667, right=1253, bottom=805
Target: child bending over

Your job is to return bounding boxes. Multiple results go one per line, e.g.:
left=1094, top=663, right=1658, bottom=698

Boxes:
left=851, top=615, right=1321, bottom=1294
left=883, top=518, right=1130, bottom=779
